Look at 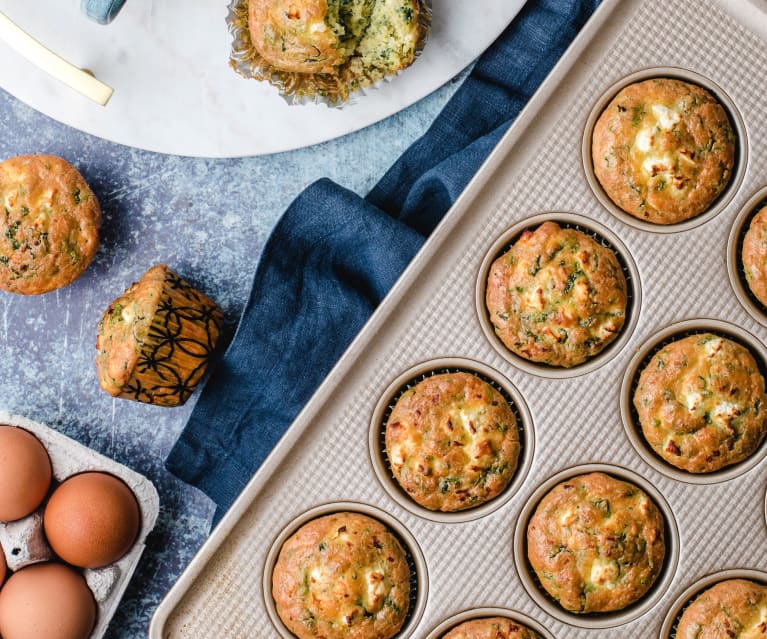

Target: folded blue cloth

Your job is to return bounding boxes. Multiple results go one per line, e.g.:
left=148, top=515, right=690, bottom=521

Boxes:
left=166, top=0, right=600, bottom=524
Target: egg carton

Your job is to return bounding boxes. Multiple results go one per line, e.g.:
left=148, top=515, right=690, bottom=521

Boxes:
left=150, top=0, right=767, bottom=637
left=0, top=410, right=159, bottom=639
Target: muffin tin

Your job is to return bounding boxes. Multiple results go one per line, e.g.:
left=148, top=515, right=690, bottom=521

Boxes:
left=0, top=411, right=159, bottom=639
left=150, top=0, right=767, bottom=637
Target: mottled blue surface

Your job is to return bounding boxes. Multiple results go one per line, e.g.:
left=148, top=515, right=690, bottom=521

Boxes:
left=0, top=76, right=462, bottom=638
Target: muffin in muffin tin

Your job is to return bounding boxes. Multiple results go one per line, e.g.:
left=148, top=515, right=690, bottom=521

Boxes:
left=633, top=333, right=767, bottom=474
left=271, top=511, right=411, bottom=639
left=440, top=616, right=541, bottom=639
left=526, top=471, right=666, bottom=614
left=591, top=77, right=735, bottom=225
left=484, top=220, right=628, bottom=368
left=384, top=371, right=521, bottom=512
left=676, top=578, right=767, bottom=638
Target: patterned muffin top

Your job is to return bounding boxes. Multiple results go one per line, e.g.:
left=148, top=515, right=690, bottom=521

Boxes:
left=485, top=221, right=627, bottom=367
left=742, top=204, right=767, bottom=308
left=0, top=154, right=100, bottom=295
left=526, top=472, right=665, bottom=614
left=634, top=333, right=767, bottom=473
left=676, top=579, right=767, bottom=639
left=272, top=512, right=411, bottom=639
left=385, top=372, right=520, bottom=512
left=592, top=77, right=735, bottom=224
left=440, top=616, right=541, bottom=639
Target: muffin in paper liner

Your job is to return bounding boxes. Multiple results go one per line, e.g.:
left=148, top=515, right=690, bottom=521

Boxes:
left=96, top=264, right=223, bottom=407
left=227, top=0, right=432, bottom=106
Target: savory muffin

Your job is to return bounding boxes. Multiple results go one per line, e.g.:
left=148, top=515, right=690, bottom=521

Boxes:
left=232, top=0, right=429, bottom=103
left=385, top=372, right=520, bottom=512
left=633, top=333, right=767, bottom=473
left=741, top=204, right=767, bottom=307
left=676, top=579, right=767, bottom=638
left=592, top=77, right=735, bottom=224
left=272, top=512, right=411, bottom=639
left=485, top=221, right=627, bottom=368
left=441, top=616, right=540, bottom=639
left=0, top=154, right=100, bottom=295
left=96, top=264, right=223, bottom=407
left=526, top=472, right=665, bottom=613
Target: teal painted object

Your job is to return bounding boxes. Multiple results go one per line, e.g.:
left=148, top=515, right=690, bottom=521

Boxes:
left=81, top=0, right=126, bottom=24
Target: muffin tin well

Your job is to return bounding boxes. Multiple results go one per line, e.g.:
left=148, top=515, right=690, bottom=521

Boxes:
left=150, top=1, right=767, bottom=637
left=512, top=464, right=679, bottom=630
left=727, top=185, right=767, bottom=327
left=0, top=411, right=158, bottom=639
left=475, top=212, right=641, bottom=379
left=620, top=318, right=767, bottom=484
left=262, top=502, right=427, bottom=639
left=368, top=358, right=534, bottom=523
left=423, top=607, right=556, bottom=639
left=582, top=66, right=748, bottom=234
left=660, top=569, right=767, bottom=638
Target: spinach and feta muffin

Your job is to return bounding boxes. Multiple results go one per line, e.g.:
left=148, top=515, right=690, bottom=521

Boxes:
left=485, top=221, right=627, bottom=368
left=676, top=579, right=767, bottom=638
left=633, top=333, right=767, bottom=473
left=741, top=204, right=767, bottom=308
left=526, top=472, right=665, bottom=614
left=272, top=512, right=411, bottom=639
left=441, top=616, right=541, bottom=639
left=592, top=77, right=735, bottom=224
left=385, top=372, right=520, bottom=512
left=0, top=154, right=100, bottom=295
left=229, top=0, right=430, bottom=103
left=96, top=264, right=223, bottom=407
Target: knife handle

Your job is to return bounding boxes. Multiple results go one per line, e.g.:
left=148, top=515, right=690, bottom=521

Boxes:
left=81, top=0, right=127, bottom=25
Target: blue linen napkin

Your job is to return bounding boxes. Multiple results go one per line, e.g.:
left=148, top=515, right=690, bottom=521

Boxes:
left=166, top=0, right=601, bottom=525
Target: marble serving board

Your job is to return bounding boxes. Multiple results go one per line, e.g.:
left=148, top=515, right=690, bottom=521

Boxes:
left=0, top=0, right=527, bottom=158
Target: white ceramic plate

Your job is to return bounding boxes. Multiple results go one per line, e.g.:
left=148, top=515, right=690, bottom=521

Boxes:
left=0, top=0, right=528, bottom=158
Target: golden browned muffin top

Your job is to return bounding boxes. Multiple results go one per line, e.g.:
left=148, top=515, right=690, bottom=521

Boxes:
left=248, top=0, right=422, bottom=75
left=485, top=221, right=627, bottom=368
left=272, top=512, right=411, bottom=639
left=742, top=204, right=767, bottom=308
left=634, top=333, right=767, bottom=473
left=592, top=77, right=735, bottom=224
left=385, top=372, right=520, bottom=512
left=527, top=472, right=665, bottom=614
left=676, top=579, right=767, bottom=639
left=441, top=616, right=541, bottom=639
left=0, top=154, right=100, bottom=295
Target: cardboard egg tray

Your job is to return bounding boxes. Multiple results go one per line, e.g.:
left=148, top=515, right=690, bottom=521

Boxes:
left=150, top=0, right=767, bottom=636
left=0, top=411, right=159, bottom=639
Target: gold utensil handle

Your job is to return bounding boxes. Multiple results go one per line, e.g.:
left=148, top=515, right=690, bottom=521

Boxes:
left=0, top=11, right=113, bottom=106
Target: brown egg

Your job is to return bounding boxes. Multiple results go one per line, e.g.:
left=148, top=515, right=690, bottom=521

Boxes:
left=44, top=472, right=140, bottom=569
left=0, top=425, right=52, bottom=521
left=0, top=562, right=96, bottom=639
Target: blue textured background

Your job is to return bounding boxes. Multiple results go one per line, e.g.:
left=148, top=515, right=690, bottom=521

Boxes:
left=0, top=76, right=462, bottom=637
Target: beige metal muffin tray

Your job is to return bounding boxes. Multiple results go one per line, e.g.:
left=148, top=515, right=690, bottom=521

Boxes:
left=150, top=0, right=767, bottom=636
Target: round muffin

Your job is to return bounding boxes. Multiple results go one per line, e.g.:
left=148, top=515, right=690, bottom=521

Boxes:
left=96, top=264, right=223, bottom=407
left=441, top=617, right=540, bottom=639
left=592, top=77, right=735, bottom=224
left=0, top=154, right=100, bottom=295
left=272, top=511, right=411, bottom=639
left=676, top=579, right=767, bottom=638
left=633, top=333, right=767, bottom=473
left=385, top=372, right=520, bottom=512
left=741, top=204, right=767, bottom=307
left=526, top=472, right=665, bottom=614
left=236, top=0, right=428, bottom=103
left=485, top=221, right=627, bottom=368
